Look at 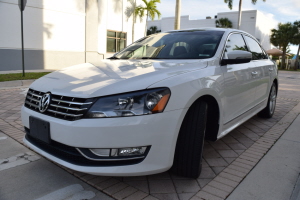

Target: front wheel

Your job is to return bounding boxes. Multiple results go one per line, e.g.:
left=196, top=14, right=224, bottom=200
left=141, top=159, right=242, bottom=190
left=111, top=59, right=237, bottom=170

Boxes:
left=170, top=100, right=207, bottom=178
left=258, top=83, right=277, bottom=118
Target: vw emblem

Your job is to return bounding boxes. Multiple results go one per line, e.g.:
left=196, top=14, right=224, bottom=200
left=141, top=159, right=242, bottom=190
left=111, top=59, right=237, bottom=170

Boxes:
left=39, top=93, right=51, bottom=113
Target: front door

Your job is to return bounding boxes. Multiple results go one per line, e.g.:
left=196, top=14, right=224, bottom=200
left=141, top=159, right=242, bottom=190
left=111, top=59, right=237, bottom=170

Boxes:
left=243, top=35, right=272, bottom=105
left=221, top=33, right=256, bottom=124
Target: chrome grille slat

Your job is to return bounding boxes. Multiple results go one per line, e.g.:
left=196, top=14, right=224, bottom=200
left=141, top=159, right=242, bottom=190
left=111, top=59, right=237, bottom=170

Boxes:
left=26, top=96, right=39, bottom=103
left=24, top=89, right=94, bottom=121
left=49, top=104, right=87, bottom=111
left=28, top=91, right=42, bottom=98
left=25, top=100, right=39, bottom=108
left=47, top=109, right=83, bottom=117
left=52, top=98, right=93, bottom=105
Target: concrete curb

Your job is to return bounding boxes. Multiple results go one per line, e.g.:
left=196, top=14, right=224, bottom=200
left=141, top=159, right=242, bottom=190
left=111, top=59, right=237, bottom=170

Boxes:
left=0, top=79, right=35, bottom=90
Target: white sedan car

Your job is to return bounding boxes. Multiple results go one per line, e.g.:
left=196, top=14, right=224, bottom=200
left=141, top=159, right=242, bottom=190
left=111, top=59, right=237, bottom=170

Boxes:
left=22, top=28, right=278, bottom=178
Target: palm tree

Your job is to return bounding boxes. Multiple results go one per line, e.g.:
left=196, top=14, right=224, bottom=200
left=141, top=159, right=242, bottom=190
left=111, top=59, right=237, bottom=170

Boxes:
left=135, top=0, right=161, bottom=36
left=292, top=21, right=300, bottom=70
left=270, top=23, right=298, bottom=69
left=224, top=0, right=266, bottom=29
left=174, top=0, right=181, bottom=30
left=126, top=0, right=137, bottom=43
left=215, top=18, right=233, bottom=28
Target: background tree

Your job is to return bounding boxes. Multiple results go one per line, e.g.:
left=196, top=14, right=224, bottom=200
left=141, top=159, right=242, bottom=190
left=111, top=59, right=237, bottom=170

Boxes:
left=292, top=21, right=300, bottom=70
left=215, top=18, right=233, bottom=28
left=270, top=22, right=298, bottom=69
left=135, top=0, right=161, bottom=36
left=147, top=26, right=161, bottom=35
left=224, top=0, right=266, bottom=29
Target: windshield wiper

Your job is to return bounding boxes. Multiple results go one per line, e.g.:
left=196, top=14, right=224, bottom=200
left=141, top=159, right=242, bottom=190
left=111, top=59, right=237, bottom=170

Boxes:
left=108, top=56, right=120, bottom=59
left=141, top=57, right=160, bottom=59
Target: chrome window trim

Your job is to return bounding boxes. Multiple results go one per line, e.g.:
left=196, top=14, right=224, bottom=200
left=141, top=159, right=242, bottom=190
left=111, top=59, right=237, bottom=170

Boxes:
left=219, top=31, right=248, bottom=65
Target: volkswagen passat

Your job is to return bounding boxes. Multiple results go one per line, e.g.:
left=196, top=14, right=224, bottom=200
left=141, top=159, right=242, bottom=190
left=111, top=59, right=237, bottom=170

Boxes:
left=22, top=28, right=278, bottom=178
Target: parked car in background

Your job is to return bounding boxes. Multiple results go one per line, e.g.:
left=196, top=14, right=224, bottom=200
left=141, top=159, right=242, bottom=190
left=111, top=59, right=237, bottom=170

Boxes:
left=22, top=28, right=278, bottom=178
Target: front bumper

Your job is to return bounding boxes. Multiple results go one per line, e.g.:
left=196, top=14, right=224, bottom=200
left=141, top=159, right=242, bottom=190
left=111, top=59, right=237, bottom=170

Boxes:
left=22, top=106, right=187, bottom=176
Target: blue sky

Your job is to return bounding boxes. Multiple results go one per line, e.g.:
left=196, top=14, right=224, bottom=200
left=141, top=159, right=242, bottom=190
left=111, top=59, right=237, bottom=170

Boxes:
left=152, top=0, right=300, bottom=53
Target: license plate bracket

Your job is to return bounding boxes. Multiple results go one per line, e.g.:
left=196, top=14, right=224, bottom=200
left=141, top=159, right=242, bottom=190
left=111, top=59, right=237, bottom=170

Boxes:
left=29, top=116, right=51, bottom=144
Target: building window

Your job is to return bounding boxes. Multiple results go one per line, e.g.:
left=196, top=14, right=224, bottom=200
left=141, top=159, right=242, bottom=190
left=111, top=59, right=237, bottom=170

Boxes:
left=107, top=30, right=126, bottom=53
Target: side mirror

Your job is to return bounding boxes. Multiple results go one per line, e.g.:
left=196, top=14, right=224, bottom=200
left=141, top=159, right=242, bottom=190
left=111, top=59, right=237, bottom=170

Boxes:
left=221, top=50, right=252, bottom=65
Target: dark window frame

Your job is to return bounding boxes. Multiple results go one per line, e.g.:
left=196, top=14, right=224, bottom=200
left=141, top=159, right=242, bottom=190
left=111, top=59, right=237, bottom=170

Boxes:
left=223, top=33, right=249, bottom=57
left=242, top=35, right=268, bottom=60
left=107, top=30, right=127, bottom=53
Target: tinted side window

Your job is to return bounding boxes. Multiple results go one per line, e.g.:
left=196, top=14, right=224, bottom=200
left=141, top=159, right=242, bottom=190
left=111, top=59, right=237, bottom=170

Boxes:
left=224, top=34, right=248, bottom=58
left=244, top=36, right=267, bottom=60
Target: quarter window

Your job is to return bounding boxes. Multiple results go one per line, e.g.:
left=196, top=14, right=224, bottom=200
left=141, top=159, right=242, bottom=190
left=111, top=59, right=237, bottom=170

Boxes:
left=107, top=31, right=127, bottom=53
left=244, top=35, right=267, bottom=60
left=224, top=34, right=248, bottom=58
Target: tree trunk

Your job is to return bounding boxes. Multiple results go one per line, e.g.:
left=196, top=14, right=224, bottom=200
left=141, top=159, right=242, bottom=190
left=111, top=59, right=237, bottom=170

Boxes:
left=295, top=44, right=300, bottom=70
left=145, top=11, right=148, bottom=36
left=237, top=0, right=243, bottom=29
left=132, top=0, right=136, bottom=43
left=174, top=0, right=181, bottom=30
left=282, top=47, right=287, bottom=69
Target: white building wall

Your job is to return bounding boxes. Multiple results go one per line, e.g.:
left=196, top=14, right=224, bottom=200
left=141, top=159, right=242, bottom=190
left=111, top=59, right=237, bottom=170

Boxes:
left=255, top=11, right=276, bottom=51
left=0, top=1, right=22, bottom=49
left=0, top=0, right=86, bottom=70
left=147, top=20, right=162, bottom=31
left=150, top=16, right=216, bottom=32
left=0, top=0, right=85, bottom=52
left=98, top=0, right=146, bottom=58
left=0, top=0, right=146, bottom=70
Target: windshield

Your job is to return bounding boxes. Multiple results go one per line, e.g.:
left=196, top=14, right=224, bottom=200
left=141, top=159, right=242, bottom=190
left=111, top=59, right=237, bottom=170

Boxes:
left=114, top=30, right=224, bottom=59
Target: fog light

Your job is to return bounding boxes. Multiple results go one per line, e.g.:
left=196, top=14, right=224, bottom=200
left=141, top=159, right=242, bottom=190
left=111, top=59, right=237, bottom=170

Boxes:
left=118, top=147, right=147, bottom=156
left=90, top=148, right=110, bottom=157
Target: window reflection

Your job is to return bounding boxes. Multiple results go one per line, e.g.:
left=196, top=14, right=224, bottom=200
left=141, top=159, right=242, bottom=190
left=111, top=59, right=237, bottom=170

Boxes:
left=224, top=34, right=248, bottom=58
left=244, top=36, right=267, bottom=60
left=115, top=31, right=224, bottom=59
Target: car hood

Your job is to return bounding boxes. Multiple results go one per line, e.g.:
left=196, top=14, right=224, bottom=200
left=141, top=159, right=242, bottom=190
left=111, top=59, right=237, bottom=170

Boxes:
left=30, top=59, right=207, bottom=98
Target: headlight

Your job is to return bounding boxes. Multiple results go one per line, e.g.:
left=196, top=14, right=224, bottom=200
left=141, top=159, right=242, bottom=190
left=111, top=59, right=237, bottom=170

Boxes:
left=84, top=88, right=171, bottom=118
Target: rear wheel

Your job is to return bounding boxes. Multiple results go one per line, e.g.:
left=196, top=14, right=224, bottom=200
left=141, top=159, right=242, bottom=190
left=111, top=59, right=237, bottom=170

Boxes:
left=171, top=100, right=207, bottom=178
left=258, top=83, right=277, bottom=118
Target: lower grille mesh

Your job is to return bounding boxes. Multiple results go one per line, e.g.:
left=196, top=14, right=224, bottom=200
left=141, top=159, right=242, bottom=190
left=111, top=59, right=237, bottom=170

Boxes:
left=25, top=129, right=144, bottom=167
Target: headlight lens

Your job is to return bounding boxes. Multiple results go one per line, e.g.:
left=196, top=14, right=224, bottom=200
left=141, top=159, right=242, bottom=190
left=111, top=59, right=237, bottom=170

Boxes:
left=85, top=88, right=171, bottom=118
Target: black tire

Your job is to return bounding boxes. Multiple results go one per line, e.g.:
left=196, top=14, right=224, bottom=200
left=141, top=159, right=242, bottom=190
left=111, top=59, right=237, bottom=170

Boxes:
left=258, top=83, right=277, bottom=118
left=170, top=100, right=207, bottom=178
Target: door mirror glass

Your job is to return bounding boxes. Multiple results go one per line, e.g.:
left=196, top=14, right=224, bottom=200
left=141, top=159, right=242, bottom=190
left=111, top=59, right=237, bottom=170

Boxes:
left=221, top=50, right=252, bottom=65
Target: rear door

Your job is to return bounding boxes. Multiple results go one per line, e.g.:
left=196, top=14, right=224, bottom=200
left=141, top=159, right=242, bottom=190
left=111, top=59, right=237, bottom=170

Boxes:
left=243, top=35, right=273, bottom=105
left=221, top=33, right=256, bottom=124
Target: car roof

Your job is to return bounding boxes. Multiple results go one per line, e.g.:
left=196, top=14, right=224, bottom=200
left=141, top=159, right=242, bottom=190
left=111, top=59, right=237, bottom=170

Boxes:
left=164, top=27, right=250, bottom=36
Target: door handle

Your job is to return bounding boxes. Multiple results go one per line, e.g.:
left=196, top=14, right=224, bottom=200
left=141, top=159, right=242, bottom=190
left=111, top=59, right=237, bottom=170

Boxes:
left=251, top=71, right=258, bottom=75
left=269, top=68, right=274, bottom=71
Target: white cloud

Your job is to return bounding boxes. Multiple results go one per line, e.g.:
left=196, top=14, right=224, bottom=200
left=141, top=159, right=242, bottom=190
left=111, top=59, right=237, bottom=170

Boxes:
left=291, top=0, right=300, bottom=8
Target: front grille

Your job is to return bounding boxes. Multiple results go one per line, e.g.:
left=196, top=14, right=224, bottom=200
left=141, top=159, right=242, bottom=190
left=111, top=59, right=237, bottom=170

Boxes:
left=24, top=89, right=95, bottom=121
left=25, top=129, right=144, bottom=167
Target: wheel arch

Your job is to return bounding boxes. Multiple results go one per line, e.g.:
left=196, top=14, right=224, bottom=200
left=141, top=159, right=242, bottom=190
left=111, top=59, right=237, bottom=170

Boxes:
left=273, top=78, right=278, bottom=94
left=181, top=92, right=221, bottom=142
left=198, top=95, right=220, bottom=141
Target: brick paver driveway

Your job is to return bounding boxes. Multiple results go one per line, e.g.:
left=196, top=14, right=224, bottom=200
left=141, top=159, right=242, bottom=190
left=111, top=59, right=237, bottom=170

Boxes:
left=1, top=71, right=300, bottom=200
